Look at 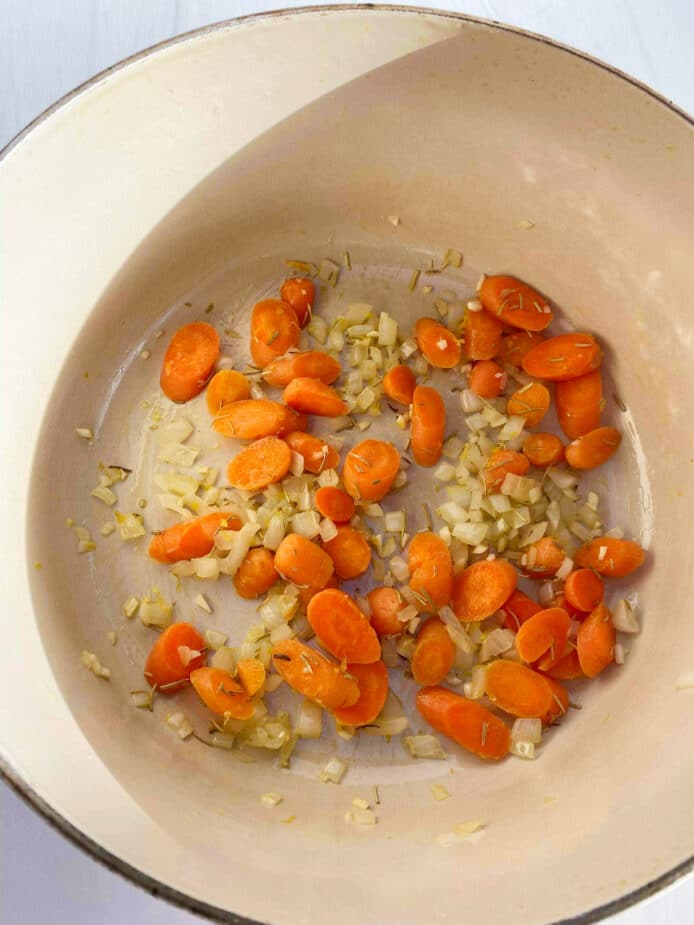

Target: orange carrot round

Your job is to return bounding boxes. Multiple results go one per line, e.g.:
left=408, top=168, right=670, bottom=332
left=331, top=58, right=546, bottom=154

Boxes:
left=280, top=277, right=315, bottom=327
left=160, top=322, right=220, bottom=402
left=342, top=439, right=401, bottom=501
left=479, top=275, right=553, bottom=332
left=383, top=364, right=416, bottom=405
left=315, top=486, right=355, bottom=524
left=462, top=308, right=503, bottom=360
left=333, top=661, right=389, bottom=727
left=451, top=559, right=517, bottom=622
left=274, top=534, right=334, bottom=592
left=498, top=330, right=545, bottom=367
left=555, top=369, right=603, bottom=439
left=226, top=436, right=292, bottom=491
left=236, top=658, right=266, bottom=696
left=367, top=587, right=406, bottom=637
left=515, top=606, right=571, bottom=670
left=499, top=589, right=541, bottom=632
left=283, top=431, right=339, bottom=474
left=212, top=399, right=305, bottom=440
left=484, top=660, right=555, bottom=720
left=323, top=526, right=371, bottom=580
left=416, top=686, right=510, bottom=760
left=574, top=536, right=645, bottom=578
left=263, top=350, right=340, bottom=387
left=144, top=622, right=205, bottom=690
left=522, top=332, right=602, bottom=381
left=507, top=381, right=551, bottom=428
left=410, top=385, right=445, bottom=467
left=414, top=317, right=461, bottom=369
left=206, top=369, right=251, bottom=414
left=190, top=667, right=255, bottom=719
left=233, top=547, right=278, bottom=599
left=249, top=299, right=300, bottom=368
left=469, top=360, right=507, bottom=398
left=564, top=568, right=604, bottom=612
left=272, top=639, right=359, bottom=710
left=543, top=649, right=584, bottom=681
left=411, top=617, right=456, bottom=685
left=148, top=511, right=240, bottom=563
left=482, top=449, right=530, bottom=492
left=307, top=588, right=381, bottom=664
left=408, top=531, right=453, bottom=609
left=576, top=603, right=616, bottom=677
left=521, top=537, right=566, bottom=579
left=283, top=377, right=348, bottom=417
left=565, top=426, right=622, bottom=470
left=522, top=432, right=565, bottom=467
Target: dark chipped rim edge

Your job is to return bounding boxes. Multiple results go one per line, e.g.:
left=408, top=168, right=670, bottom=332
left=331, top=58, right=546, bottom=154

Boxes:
left=1, top=4, right=692, bottom=924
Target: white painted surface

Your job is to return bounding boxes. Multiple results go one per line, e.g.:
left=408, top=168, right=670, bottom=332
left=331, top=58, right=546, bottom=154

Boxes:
left=0, top=1, right=691, bottom=923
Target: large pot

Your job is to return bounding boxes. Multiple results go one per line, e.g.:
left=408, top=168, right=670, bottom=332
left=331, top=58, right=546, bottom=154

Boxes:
left=1, top=6, right=692, bottom=924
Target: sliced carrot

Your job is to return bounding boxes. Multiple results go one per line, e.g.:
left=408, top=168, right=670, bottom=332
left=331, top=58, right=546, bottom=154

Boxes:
left=516, top=607, right=571, bottom=670
left=274, top=533, right=334, bottom=592
left=314, top=486, right=355, bottom=524
left=482, top=449, right=530, bottom=493
left=543, top=677, right=570, bottom=724
left=323, top=526, right=371, bottom=580
left=564, top=568, right=604, bottom=612
left=160, top=322, right=220, bottom=402
left=461, top=308, right=503, bottom=360
left=411, top=617, right=456, bottom=685
left=233, top=548, right=278, bottom=599
left=236, top=658, right=266, bottom=696
left=522, top=332, right=602, bottom=381
left=576, top=603, right=615, bottom=677
left=283, top=377, right=348, bottom=417
left=550, top=592, right=585, bottom=621
left=307, top=588, right=381, bottom=664
left=144, top=622, right=205, bottom=690
left=555, top=369, right=603, bottom=439
left=283, top=431, right=339, bottom=474
left=479, top=275, right=553, bottom=332
left=498, top=330, right=545, bottom=367
left=249, top=299, right=300, bottom=368
left=543, top=649, right=584, bottom=681
left=383, top=364, right=416, bottom=405
left=342, top=439, right=401, bottom=501
left=469, top=360, right=507, bottom=398
left=332, top=661, right=389, bottom=727
left=148, top=511, right=240, bottom=563
left=190, top=667, right=254, bottom=720
left=367, top=587, right=406, bottom=637
left=451, top=559, right=517, bottom=622
left=522, top=432, right=565, bottom=467
left=484, top=660, right=555, bottom=721
left=272, top=639, right=359, bottom=710
left=416, top=686, right=510, bottom=760
left=212, top=399, right=305, bottom=440
left=574, top=536, right=645, bottom=578
left=499, top=589, right=541, bottom=632
left=408, top=531, right=453, bottom=609
left=280, top=277, right=316, bottom=328
left=297, top=574, right=339, bottom=608
left=507, top=381, right=551, bottom=428
left=565, top=426, right=622, bottom=470
left=227, top=436, right=292, bottom=491
left=206, top=369, right=250, bottom=414
left=263, top=350, right=340, bottom=387
left=410, top=385, right=445, bottom=468
left=414, top=317, right=461, bottom=369
left=521, top=537, right=566, bottom=580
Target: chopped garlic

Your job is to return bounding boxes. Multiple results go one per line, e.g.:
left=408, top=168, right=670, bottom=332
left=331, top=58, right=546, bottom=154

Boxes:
left=261, top=792, right=283, bottom=807
left=115, top=511, right=145, bottom=541
left=99, top=522, right=116, bottom=537
left=75, top=427, right=94, bottom=442
left=432, top=783, right=450, bottom=801
left=319, top=756, right=347, bottom=784
left=81, top=650, right=110, bottom=680
left=194, top=593, right=212, bottom=614
left=123, top=596, right=139, bottom=618
left=167, top=711, right=193, bottom=740
left=107, top=630, right=117, bottom=646
left=345, top=807, right=377, bottom=825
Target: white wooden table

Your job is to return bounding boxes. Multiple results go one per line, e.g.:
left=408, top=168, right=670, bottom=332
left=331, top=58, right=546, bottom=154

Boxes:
left=1, top=2, right=692, bottom=923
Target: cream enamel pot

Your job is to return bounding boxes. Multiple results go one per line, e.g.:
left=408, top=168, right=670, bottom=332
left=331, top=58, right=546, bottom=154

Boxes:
left=1, top=6, right=693, bottom=924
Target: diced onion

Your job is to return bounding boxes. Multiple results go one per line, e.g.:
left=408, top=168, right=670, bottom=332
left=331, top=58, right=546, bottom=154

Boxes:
left=139, top=591, right=173, bottom=630
left=460, top=389, right=483, bottom=413
left=345, top=807, right=377, bottom=826
left=296, top=698, right=323, bottom=738
left=167, top=711, right=193, bottom=740
left=319, top=756, right=348, bottom=784
left=194, top=557, right=220, bottom=580
left=291, top=510, right=321, bottom=539
left=80, top=650, right=110, bottom=680
left=404, top=734, right=447, bottom=759
left=204, top=629, right=227, bottom=649
left=269, top=624, right=294, bottom=645
left=123, top=596, right=139, bottom=618
left=511, top=718, right=542, bottom=743
left=612, top=599, right=640, bottom=634
left=115, top=512, right=146, bottom=541
left=389, top=555, right=409, bottom=582
left=511, top=741, right=535, bottom=760
left=211, top=646, right=237, bottom=674
left=307, top=316, right=328, bottom=344
left=261, top=792, right=283, bottom=807
left=259, top=594, right=299, bottom=628
left=319, top=517, right=339, bottom=543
